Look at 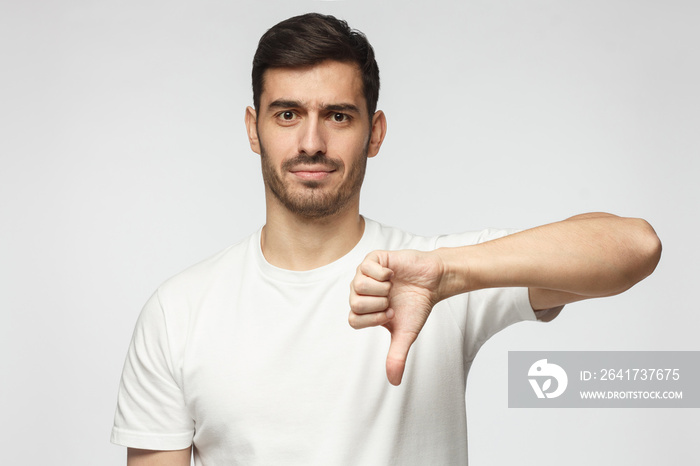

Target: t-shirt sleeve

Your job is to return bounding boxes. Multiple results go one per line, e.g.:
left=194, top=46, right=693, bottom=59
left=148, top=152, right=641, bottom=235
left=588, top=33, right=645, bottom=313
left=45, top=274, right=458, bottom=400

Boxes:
left=434, top=228, right=545, bottom=361
left=456, top=286, right=537, bottom=361
left=111, top=290, right=194, bottom=450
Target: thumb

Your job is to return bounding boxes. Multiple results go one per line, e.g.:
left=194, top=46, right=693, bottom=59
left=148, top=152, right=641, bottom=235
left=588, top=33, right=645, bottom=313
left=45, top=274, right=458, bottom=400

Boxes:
left=385, top=331, right=416, bottom=386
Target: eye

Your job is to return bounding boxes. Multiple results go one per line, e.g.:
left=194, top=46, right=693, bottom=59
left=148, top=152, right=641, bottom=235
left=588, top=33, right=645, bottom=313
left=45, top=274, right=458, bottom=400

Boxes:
left=275, top=110, right=299, bottom=125
left=332, top=113, right=349, bottom=122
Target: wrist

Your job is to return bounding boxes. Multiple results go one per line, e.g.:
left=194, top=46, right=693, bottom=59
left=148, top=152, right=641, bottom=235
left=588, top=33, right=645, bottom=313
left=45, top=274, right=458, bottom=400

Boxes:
left=434, top=246, right=479, bottom=300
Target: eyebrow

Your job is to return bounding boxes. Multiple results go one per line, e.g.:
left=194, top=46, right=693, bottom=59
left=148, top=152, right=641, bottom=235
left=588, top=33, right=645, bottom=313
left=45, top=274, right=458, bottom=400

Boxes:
left=267, top=99, right=361, bottom=114
left=267, top=99, right=301, bottom=110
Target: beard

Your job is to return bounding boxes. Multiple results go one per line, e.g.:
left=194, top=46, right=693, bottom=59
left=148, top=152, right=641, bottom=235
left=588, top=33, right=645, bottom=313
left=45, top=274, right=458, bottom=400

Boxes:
left=259, top=142, right=368, bottom=219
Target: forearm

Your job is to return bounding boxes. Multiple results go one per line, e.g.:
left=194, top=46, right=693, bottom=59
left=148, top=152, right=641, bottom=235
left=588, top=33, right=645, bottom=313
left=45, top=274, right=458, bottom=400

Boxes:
left=435, top=213, right=661, bottom=307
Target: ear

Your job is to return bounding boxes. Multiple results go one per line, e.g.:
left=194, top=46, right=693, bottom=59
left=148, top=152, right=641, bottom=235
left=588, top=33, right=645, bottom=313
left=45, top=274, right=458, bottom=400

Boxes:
left=367, top=110, right=387, bottom=158
left=245, top=106, right=261, bottom=155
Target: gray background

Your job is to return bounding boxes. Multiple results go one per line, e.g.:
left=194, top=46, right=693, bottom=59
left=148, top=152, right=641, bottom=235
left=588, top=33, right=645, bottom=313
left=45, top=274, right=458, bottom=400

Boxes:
left=1, top=0, right=698, bottom=464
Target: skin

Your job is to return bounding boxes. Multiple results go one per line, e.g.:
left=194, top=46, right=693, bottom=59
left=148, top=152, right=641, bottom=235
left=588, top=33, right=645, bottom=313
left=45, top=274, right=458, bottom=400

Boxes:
left=128, top=59, right=662, bottom=462
left=244, top=60, right=386, bottom=270
left=349, top=212, right=662, bottom=385
left=127, top=59, right=389, bottom=465
left=127, top=447, right=191, bottom=466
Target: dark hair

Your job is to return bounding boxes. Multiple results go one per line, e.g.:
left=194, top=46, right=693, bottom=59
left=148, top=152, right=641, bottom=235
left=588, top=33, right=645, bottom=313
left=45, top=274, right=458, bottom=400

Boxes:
left=252, top=13, right=380, bottom=117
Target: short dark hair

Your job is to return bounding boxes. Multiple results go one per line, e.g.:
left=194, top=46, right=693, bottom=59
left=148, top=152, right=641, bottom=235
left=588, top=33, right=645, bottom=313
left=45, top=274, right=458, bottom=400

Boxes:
left=252, top=13, right=380, bottom=117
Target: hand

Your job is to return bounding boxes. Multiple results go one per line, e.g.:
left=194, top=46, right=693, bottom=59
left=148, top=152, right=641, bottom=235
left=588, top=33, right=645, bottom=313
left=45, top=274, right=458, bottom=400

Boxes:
left=349, top=249, right=446, bottom=386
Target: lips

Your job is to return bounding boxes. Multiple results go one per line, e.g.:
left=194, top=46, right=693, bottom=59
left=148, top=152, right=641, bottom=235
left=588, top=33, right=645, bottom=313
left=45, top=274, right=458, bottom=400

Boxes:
left=282, top=154, right=342, bottom=182
left=289, top=165, right=336, bottom=180
left=289, top=164, right=335, bottom=172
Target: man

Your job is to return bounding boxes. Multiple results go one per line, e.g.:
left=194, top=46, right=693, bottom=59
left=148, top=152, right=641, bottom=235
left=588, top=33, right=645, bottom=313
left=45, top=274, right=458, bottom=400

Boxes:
left=112, top=13, right=661, bottom=465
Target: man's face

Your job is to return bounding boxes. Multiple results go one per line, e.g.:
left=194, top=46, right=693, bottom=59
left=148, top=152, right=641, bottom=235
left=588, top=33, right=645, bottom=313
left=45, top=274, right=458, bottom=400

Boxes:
left=246, top=60, right=384, bottom=219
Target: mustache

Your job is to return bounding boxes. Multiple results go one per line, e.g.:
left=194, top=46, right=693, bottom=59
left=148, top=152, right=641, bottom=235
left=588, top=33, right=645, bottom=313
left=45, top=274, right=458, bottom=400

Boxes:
left=281, top=153, right=342, bottom=171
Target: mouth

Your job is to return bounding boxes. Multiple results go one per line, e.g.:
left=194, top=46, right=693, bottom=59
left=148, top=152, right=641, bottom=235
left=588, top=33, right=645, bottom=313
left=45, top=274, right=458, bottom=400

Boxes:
left=289, top=165, right=337, bottom=181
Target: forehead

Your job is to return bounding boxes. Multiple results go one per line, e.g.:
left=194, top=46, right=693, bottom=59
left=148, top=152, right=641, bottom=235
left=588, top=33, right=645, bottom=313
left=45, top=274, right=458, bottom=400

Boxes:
left=260, top=60, right=366, bottom=113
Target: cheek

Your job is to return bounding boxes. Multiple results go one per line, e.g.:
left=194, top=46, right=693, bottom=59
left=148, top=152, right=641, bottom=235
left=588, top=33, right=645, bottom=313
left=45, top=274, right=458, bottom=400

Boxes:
left=259, top=131, right=295, bottom=160
left=333, top=131, right=369, bottom=154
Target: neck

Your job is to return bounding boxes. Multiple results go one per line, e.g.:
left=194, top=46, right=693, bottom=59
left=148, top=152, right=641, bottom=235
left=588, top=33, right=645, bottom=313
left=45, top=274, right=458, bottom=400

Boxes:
left=261, top=203, right=365, bottom=271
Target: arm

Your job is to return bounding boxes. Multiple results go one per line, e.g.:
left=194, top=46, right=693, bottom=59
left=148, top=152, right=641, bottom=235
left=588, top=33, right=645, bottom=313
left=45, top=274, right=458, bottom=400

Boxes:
left=348, top=213, right=661, bottom=385
left=127, top=447, right=192, bottom=466
left=439, top=212, right=661, bottom=310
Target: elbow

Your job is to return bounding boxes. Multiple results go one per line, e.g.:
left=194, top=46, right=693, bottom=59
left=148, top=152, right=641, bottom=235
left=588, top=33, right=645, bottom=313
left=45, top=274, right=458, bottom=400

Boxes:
left=628, top=217, right=662, bottom=284
left=596, top=217, right=661, bottom=297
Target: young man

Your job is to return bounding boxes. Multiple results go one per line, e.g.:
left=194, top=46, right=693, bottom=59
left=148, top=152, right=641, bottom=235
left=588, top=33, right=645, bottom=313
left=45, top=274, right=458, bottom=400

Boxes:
left=112, top=13, right=661, bottom=466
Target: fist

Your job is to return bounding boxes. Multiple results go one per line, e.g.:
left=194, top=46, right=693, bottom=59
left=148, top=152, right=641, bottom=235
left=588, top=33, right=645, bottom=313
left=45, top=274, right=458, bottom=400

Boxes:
left=349, top=249, right=445, bottom=385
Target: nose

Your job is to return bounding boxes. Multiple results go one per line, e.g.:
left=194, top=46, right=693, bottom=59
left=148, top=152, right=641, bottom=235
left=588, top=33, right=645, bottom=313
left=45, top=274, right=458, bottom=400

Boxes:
left=298, top=115, right=327, bottom=156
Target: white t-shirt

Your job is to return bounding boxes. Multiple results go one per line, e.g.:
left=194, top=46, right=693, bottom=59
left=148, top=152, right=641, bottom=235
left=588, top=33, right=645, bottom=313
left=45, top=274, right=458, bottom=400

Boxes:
left=111, top=218, right=538, bottom=465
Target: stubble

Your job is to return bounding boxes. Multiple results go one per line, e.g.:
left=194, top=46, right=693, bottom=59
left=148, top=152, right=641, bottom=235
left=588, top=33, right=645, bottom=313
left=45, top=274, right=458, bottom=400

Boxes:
left=259, top=144, right=368, bottom=219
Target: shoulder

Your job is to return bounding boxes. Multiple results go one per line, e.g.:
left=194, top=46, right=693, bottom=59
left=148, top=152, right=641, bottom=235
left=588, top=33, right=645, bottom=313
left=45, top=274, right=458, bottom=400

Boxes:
left=364, top=218, right=430, bottom=250
left=132, top=231, right=259, bottom=352
left=156, top=231, right=257, bottom=306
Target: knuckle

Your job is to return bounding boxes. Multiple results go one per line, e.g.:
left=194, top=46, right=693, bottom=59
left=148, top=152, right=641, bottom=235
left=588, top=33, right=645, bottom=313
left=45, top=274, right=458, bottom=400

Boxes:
left=359, top=261, right=370, bottom=275
left=354, top=280, right=369, bottom=295
left=381, top=297, right=391, bottom=311
left=348, top=312, right=361, bottom=329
